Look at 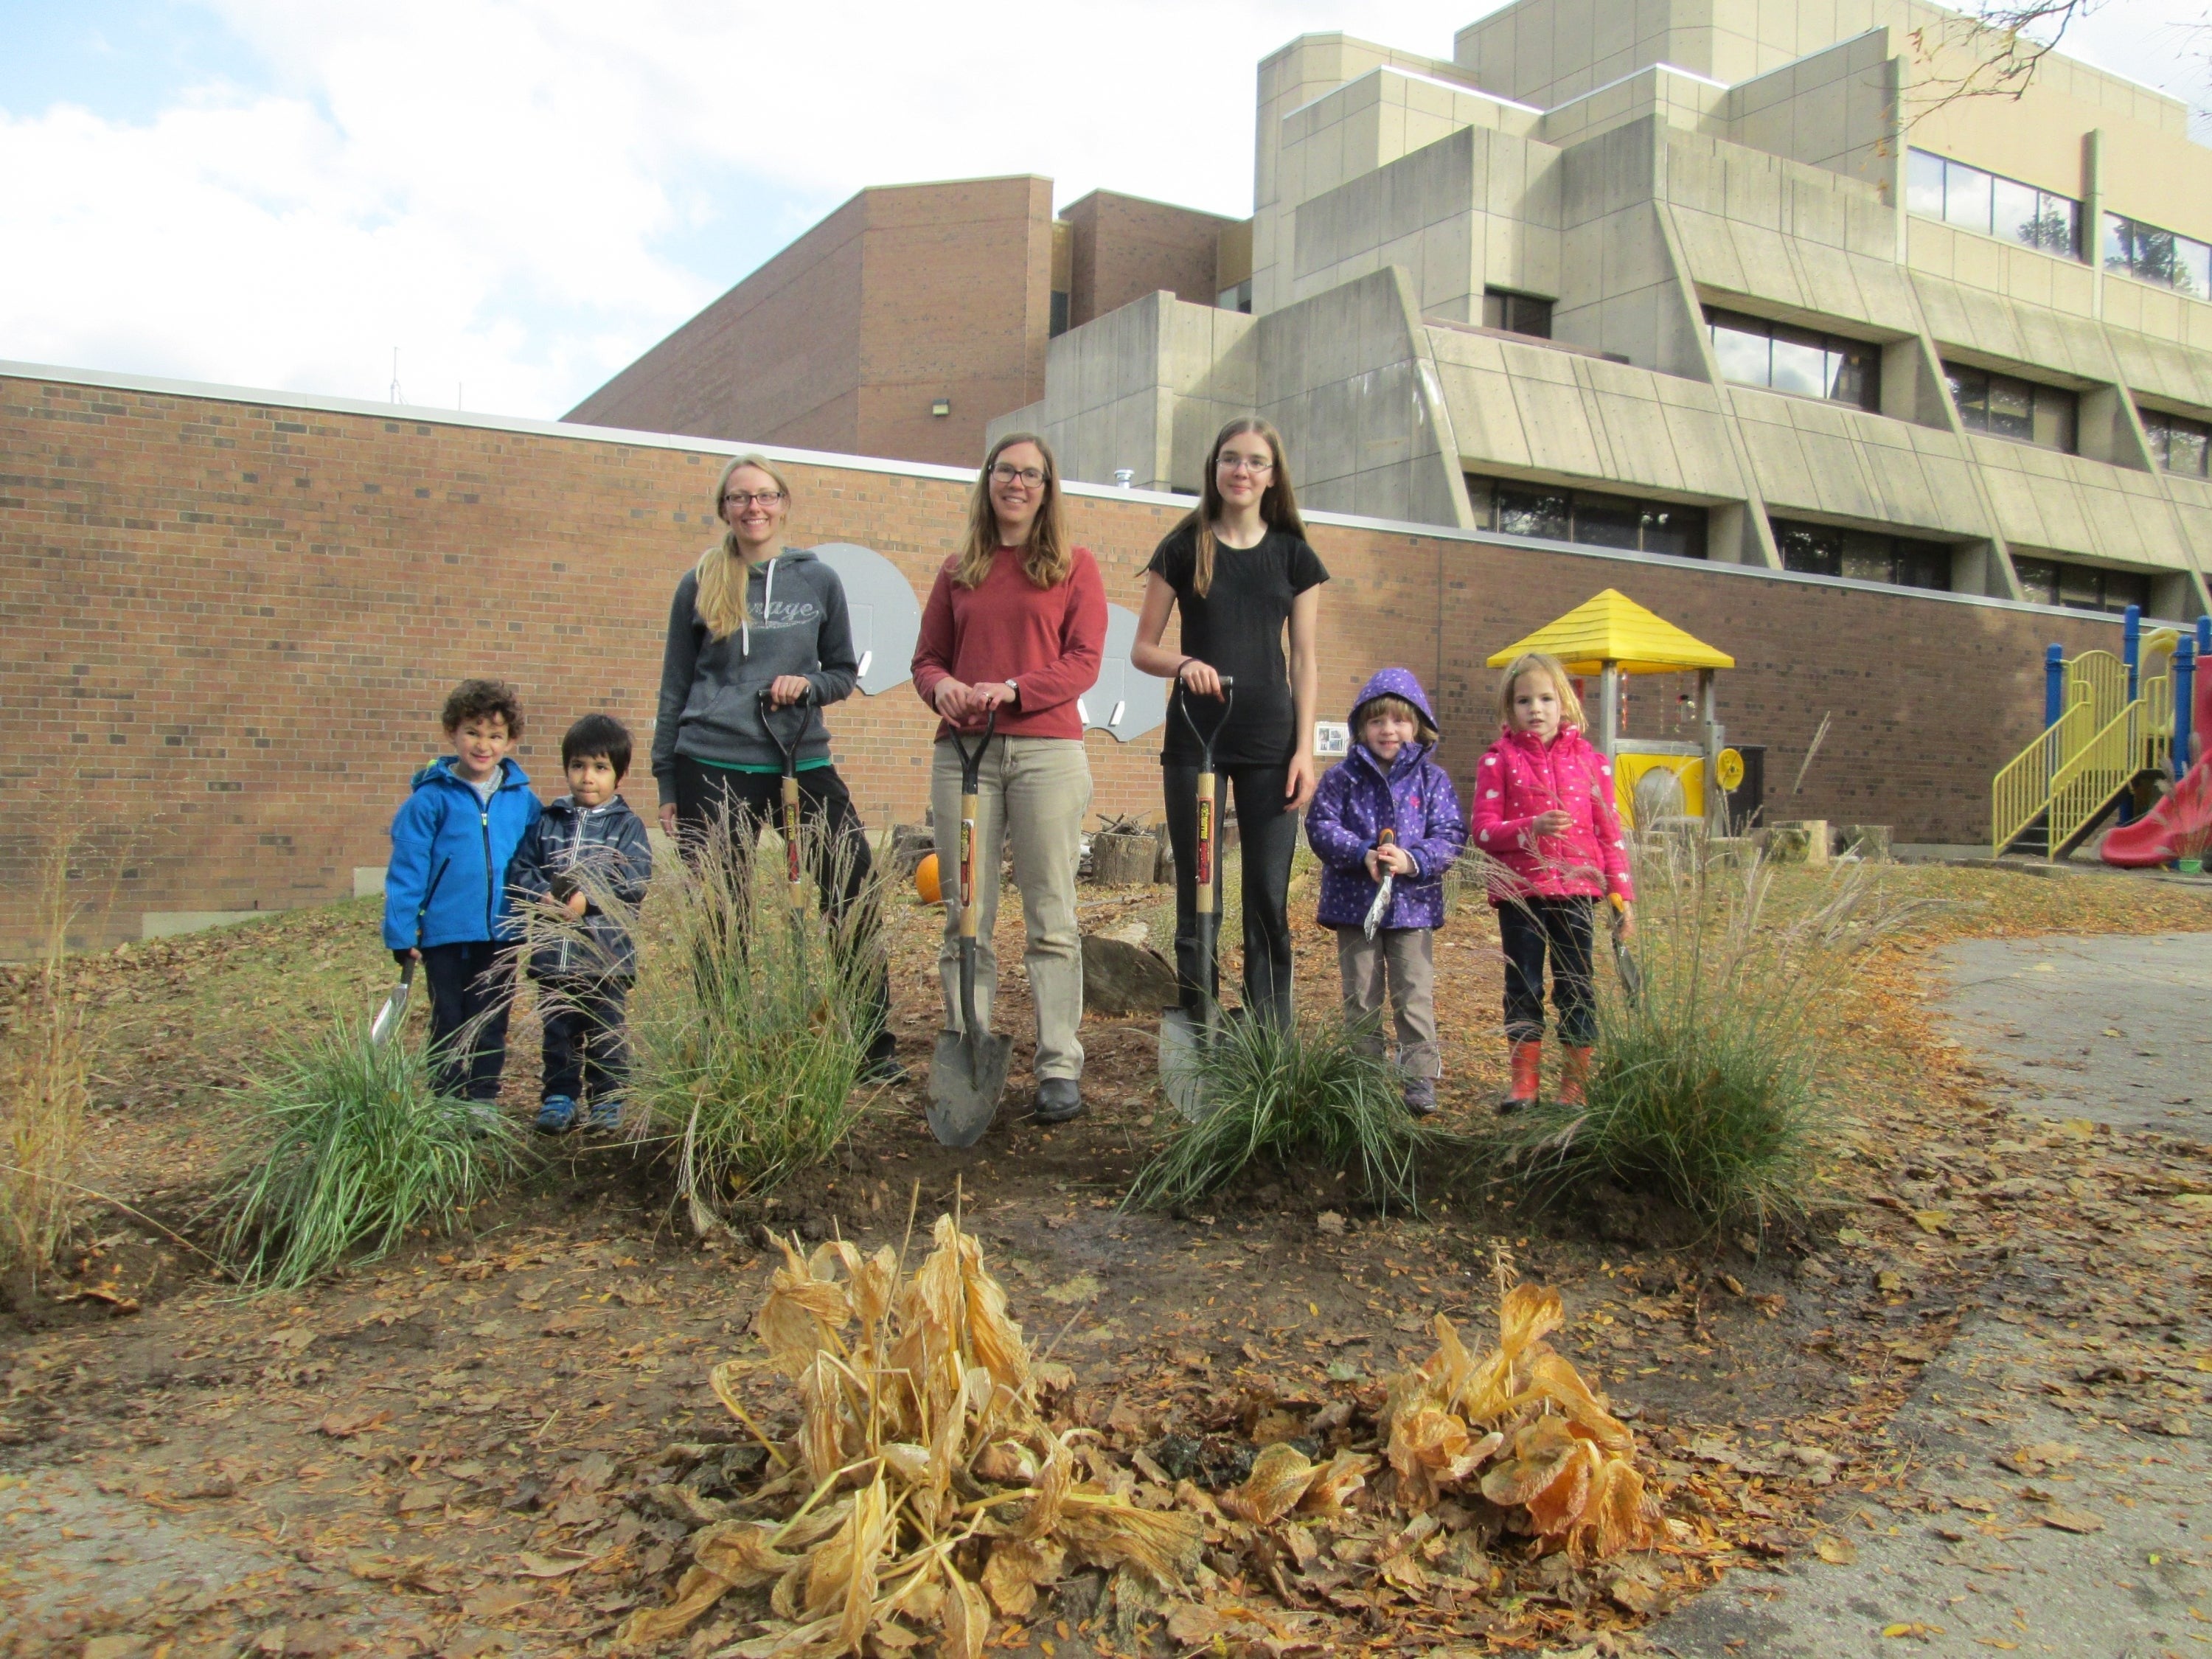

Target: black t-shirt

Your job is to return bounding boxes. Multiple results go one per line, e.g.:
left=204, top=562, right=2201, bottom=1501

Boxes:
left=1146, top=523, right=1329, bottom=768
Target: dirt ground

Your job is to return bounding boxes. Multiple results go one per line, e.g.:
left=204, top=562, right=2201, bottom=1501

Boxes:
left=6, top=863, right=2212, bottom=1658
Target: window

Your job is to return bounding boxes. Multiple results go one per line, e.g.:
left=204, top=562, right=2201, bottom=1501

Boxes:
left=2013, top=554, right=2153, bottom=614
left=1906, top=150, right=2080, bottom=257
left=1946, top=363, right=2078, bottom=453
left=1773, top=520, right=1952, bottom=590
left=2143, top=407, right=2212, bottom=477
left=1706, top=308, right=1879, bottom=409
left=1049, top=290, right=1070, bottom=338
left=2104, top=213, right=2212, bottom=299
left=1481, top=289, right=1553, bottom=339
left=1467, top=475, right=1706, bottom=558
left=1216, top=279, right=1252, bottom=315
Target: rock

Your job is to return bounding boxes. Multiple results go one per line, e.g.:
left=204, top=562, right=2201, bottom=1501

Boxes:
left=1766, top=820, right=1830, bottom=866
left=1090, top=831, right=1158, bottom=886
left=888, top=824, right=933, bottom=877
left=1081, top=934, right=1178, bottom=1017
left=1840, top=823, right=1892, bottom=861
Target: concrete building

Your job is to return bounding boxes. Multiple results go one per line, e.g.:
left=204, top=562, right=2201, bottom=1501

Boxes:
left=993, top=0, right=2212, bottom=619
left=567, top=177, right=1242, bottom=470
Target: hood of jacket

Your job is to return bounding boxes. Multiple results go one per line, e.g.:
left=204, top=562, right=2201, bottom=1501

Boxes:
left=1347, top=667, right=1440, bottom=740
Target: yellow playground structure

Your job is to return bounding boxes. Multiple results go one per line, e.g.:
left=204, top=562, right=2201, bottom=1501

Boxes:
left=1487, top=590, right=1743, bottom=828
left=1991, top=609, right=2193, bottom=859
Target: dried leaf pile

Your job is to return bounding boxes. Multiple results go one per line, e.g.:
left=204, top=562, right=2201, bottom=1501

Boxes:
left=616, top=1215, right=1201, bottom=1655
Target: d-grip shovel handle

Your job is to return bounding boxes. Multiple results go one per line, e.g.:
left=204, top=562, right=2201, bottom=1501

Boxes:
left=759, top=688, right=814, bottom=899
left=949, top=706, right=998, bottom=940
left=1175, top=678, right=1234, bottom=918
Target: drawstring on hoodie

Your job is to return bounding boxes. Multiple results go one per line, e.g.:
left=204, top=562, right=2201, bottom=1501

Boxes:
left=740, top=556, right=778, bottom=658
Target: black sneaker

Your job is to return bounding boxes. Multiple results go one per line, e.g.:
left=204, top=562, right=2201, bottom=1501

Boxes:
left=1032, top=1078, right=1084, bottom=1124
left=860, top=1047, right=908, bottom=1085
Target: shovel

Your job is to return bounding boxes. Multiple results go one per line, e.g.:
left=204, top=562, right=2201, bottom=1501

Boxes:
left=1160, top=675, right=1236, bottom=1122
left=757, top=686, right=815, bottom=928
left=370, top=958, right=415, bottom=1046
left=928, top=707, right=1011, bottom=1147
left=1608, top=893, right=1643, bottom=1006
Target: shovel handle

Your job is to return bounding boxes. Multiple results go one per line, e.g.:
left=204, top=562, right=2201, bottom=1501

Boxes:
left=957, top=790, right=981, bottom=941
left=781, top=772, right=804, bottom=902
left=1194, top=770, right=1216, bottom=915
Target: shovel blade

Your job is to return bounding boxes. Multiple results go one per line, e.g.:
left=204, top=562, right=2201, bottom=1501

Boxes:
left=1612, top=938, right=1644, bottom=1005
left=926, top=1028, right=1011, bottom=1148
left=369, top=979, right=411, bottom=1046
left=1159, top=1007, right=1217, bottom=1123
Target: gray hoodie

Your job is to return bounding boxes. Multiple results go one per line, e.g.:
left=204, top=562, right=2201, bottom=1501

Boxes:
left=653, top=548, right=859, bottom=785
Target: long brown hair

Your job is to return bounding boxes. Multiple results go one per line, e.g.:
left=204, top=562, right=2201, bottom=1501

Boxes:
left=954, top=432, right=1071, bottom=591
left=695, top=453, right=795, bottom=640
left=1175, top=417, right=1305, bottom=597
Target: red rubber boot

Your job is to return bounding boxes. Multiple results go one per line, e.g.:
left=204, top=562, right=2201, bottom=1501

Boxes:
left=1501, top=1040, right=1542, bottom=1113
left=1558, top=1046, right=1593, bottom=1107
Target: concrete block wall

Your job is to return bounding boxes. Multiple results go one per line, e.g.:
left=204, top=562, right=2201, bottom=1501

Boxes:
left=0, top=364, right=2153, bottom=956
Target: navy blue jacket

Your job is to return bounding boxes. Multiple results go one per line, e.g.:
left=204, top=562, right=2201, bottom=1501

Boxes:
left=382, top=757, right=542, bottom=951
left=509, top=795, right=653, bottom=981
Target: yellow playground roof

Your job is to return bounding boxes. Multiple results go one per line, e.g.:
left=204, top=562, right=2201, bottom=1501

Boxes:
left=1485, top=588, right=1735, bottom=676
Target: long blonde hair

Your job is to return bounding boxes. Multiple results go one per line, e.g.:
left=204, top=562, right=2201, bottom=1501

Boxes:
left=695, top=453, right=795, bottom=641
left=1175, top=417, right=1305, bottom=597
left=1497, top=652, right=1589, bottom=731
left=954, top=433, right=1071, bottom=591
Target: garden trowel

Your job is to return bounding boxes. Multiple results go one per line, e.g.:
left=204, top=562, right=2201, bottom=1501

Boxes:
left=370, top=959, right=415, bottom=1046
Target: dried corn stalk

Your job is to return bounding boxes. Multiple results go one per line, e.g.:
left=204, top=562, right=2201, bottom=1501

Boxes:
left=619, top=1215, right=1199, bottom=1652
left=1382, top=1281, right=1660, bottom=1562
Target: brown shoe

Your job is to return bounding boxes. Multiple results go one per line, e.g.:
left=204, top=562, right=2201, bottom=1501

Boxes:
left=1500, top=1040, right=1542, bottom=1113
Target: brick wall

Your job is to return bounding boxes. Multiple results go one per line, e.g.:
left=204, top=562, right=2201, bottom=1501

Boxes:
left=1, top=369, right=2124, bottom=954
left=1062, top=190, right=1239, bottom=328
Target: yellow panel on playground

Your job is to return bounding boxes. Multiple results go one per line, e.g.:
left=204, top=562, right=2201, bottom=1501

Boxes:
left=1615, top=751, right=1708, bottom=827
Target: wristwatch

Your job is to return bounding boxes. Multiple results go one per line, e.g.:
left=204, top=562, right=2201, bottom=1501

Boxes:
left=1003, top=678, right=1020, bottom=705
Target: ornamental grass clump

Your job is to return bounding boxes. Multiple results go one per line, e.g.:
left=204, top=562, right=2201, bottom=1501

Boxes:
left=615, top=811, right=883, bottom=1225
left=1125, top=1012, right=1438, bottom=1215
left=0, top=837, right=95, bottom=1287
left=618, top=1212, right=1200, bottom=1654
left=217, top=1023, right=520, bottom=1291
left=1492, top=835, right=1933, bottom=1228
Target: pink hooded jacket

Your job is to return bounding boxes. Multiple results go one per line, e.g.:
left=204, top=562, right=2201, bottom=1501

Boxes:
left=1467, top=725, right=1635, bottom=905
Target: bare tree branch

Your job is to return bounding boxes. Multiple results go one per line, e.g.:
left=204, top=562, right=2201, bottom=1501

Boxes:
left=1904, top=0, right=2104, bottom=126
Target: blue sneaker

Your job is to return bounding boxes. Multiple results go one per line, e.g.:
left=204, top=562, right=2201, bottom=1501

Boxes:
left=586, top=1096, right=624, bottom=1133
left=535, top=1095, right=580, bottom=1135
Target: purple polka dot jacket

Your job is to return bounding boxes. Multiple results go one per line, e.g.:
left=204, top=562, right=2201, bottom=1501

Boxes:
left=1467, top=724, right=1635, bottom=905
left=1304, top=668, right=1468, bottom=931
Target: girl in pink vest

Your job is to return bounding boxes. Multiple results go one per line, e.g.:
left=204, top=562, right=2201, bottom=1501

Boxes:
left=1468, top=652, right=1635, bottom=1110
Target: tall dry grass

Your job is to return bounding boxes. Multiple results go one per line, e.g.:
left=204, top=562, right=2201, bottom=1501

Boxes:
left=0, top=836, right=94, bottom=1287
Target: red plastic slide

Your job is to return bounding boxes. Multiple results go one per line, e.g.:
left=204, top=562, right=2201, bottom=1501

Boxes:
left=2101, top=753, right=2212, bottom=866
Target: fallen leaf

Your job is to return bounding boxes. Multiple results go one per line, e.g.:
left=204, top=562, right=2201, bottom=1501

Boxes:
left=2000, top=1442, right=2081, bottom=1475
left=1882, top=1622, right=1942, bottom=1638
left=515, top=1552, right=594, bottom=1578
left=1040, top=1274, right=1101, bottom=1306
left=319, top=1405, right=392, bottom=1439
left=1913, top=1210, right=1950, bottom=1235
left=2040, top=1507, right=2104, bottom=1534
left=1315, top=1211, right=1346, bottom=1237
left=1814, top=1536, right=1858, bottom=1565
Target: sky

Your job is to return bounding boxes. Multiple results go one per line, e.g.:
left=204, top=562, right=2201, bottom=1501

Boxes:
left=2, top=0, right=2208, bottom=422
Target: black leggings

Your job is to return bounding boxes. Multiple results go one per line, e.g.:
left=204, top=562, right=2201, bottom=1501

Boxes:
left=668, top=756, right=894, bottom=1059
left=1498, top=897, right=1597, bottom=1045
left=1164, top=762, right=1301, bottom=1026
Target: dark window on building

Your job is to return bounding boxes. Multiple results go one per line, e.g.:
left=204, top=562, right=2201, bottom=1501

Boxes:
left=1215, top=279, right=1252, bottom=315
left=2104, top=213, right=2212, bottom=298
left=1049, top=290, right=1070, bottom=338
left=1481, top=289, right=1553, bottom=339
left=2143, top=406, right=2212, bottom=476
left=1773, top=520, right=1953, bottom=590
left=2012, top=554, right=2154, bottom=614
left=1946, top=363, right=2077, bottom=453
left=1468, top=475, right=1706, bottom=559
left=1706, top=309, right=1879, bottom=410
left=1906, top=149, right=2081, bottom=257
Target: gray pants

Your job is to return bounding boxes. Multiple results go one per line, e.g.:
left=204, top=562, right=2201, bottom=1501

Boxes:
left=1335, top=925, right=1439, bottom=1079
left=931, top=735, right=1092, bottom=1082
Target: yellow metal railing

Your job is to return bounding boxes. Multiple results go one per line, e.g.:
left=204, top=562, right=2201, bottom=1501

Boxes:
left=1990, top=648, right=2173, bottom=858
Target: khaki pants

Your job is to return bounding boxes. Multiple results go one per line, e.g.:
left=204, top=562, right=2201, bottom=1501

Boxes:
left=1335, top=925, right=1439, bottom=1079
left=931, top=736, right=1092, bottom=1082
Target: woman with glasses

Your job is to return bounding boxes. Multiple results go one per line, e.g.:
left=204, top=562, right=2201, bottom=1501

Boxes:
left=911, top=433, right=1107, bottom=1124
left=1131, top=417, right=1326, bottom=1027
left=653, top=452, right=902, bottom=1081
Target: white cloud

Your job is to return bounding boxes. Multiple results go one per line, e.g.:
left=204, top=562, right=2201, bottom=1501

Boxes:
left=4, top=0, right=2209, bottom=420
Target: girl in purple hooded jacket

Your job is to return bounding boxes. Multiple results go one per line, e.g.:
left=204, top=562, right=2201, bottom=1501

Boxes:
left=1304, top=669, right=1467, bottom=1115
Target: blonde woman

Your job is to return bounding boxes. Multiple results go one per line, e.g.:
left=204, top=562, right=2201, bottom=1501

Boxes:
left=910, top=434, right=1107, bottom=1123
left=653, top=453, right=900, bottom=1081
left=1130, top=417, right=1326, bottom=1027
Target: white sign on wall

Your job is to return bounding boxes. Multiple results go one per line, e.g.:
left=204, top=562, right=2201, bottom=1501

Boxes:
left=1314, top=720, right=1351, bottom=758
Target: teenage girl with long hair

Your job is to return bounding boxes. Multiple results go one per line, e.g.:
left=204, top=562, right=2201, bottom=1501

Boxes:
left=1131, top=417, right=1327, bottom=1026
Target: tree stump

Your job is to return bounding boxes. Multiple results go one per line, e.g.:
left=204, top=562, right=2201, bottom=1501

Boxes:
left=1090, top=831, right=1158, bottom=886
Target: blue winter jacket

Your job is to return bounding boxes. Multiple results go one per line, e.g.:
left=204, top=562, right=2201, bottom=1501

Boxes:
left=1305, top=668, right=1467, bottom=931
left=382, top=757, right=543, bottom=951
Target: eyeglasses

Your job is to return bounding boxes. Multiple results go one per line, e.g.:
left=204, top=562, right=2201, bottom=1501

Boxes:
left=1217, top=454, right=1275, bottom=475
left=722, top=490, right=786, bottom=508
left=991, top=463, right=1046, bottom=487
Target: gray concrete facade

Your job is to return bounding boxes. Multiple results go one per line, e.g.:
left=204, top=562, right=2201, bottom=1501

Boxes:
left=992, top=0, right=2212, bottom=616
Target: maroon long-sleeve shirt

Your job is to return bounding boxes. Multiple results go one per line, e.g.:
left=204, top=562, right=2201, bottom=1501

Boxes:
left=911, top=546, right=1107, bottom=741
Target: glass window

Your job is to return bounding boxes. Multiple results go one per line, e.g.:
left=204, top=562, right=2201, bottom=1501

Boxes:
left=1895, top=544, right=1953, bottom=590
left=1481, top=289, right=1553, bottom=338
left=2059, top=562, right=2104, bottom=609
left=1907, top=150, right=2083, bottom=260
left=1945, top=361, right=2077, bottom=453
left=1706, top=308, right=1881, bottom=411
left=2014, top=553, right=2156, bottom=616
left=2144, top=407, right=2212, bottom=477
left=1776, top=523, right=1841, bottom=577
left=1991, top=175, right=2042, bottom=247
left=1840, top=530, right=1894, bottom=582
left=1774, top=518, right=1953, bottom=590
left=1469, top=476, right=1707, bottom=559
left=1944, top=163, right=1993, bottom=233
left=1906, top=148, right=1945, bottom=219
left=2013, top=554, right=2060, bottom=606
left=2104, top=211, right=2212, bottom=299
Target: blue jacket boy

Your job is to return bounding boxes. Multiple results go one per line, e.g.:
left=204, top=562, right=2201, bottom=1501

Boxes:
left=509, top=795, right=653, bottom=981
left=1305, top=668, right=1467, bottom=931
left=382, top=757, right=543, bottom=953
